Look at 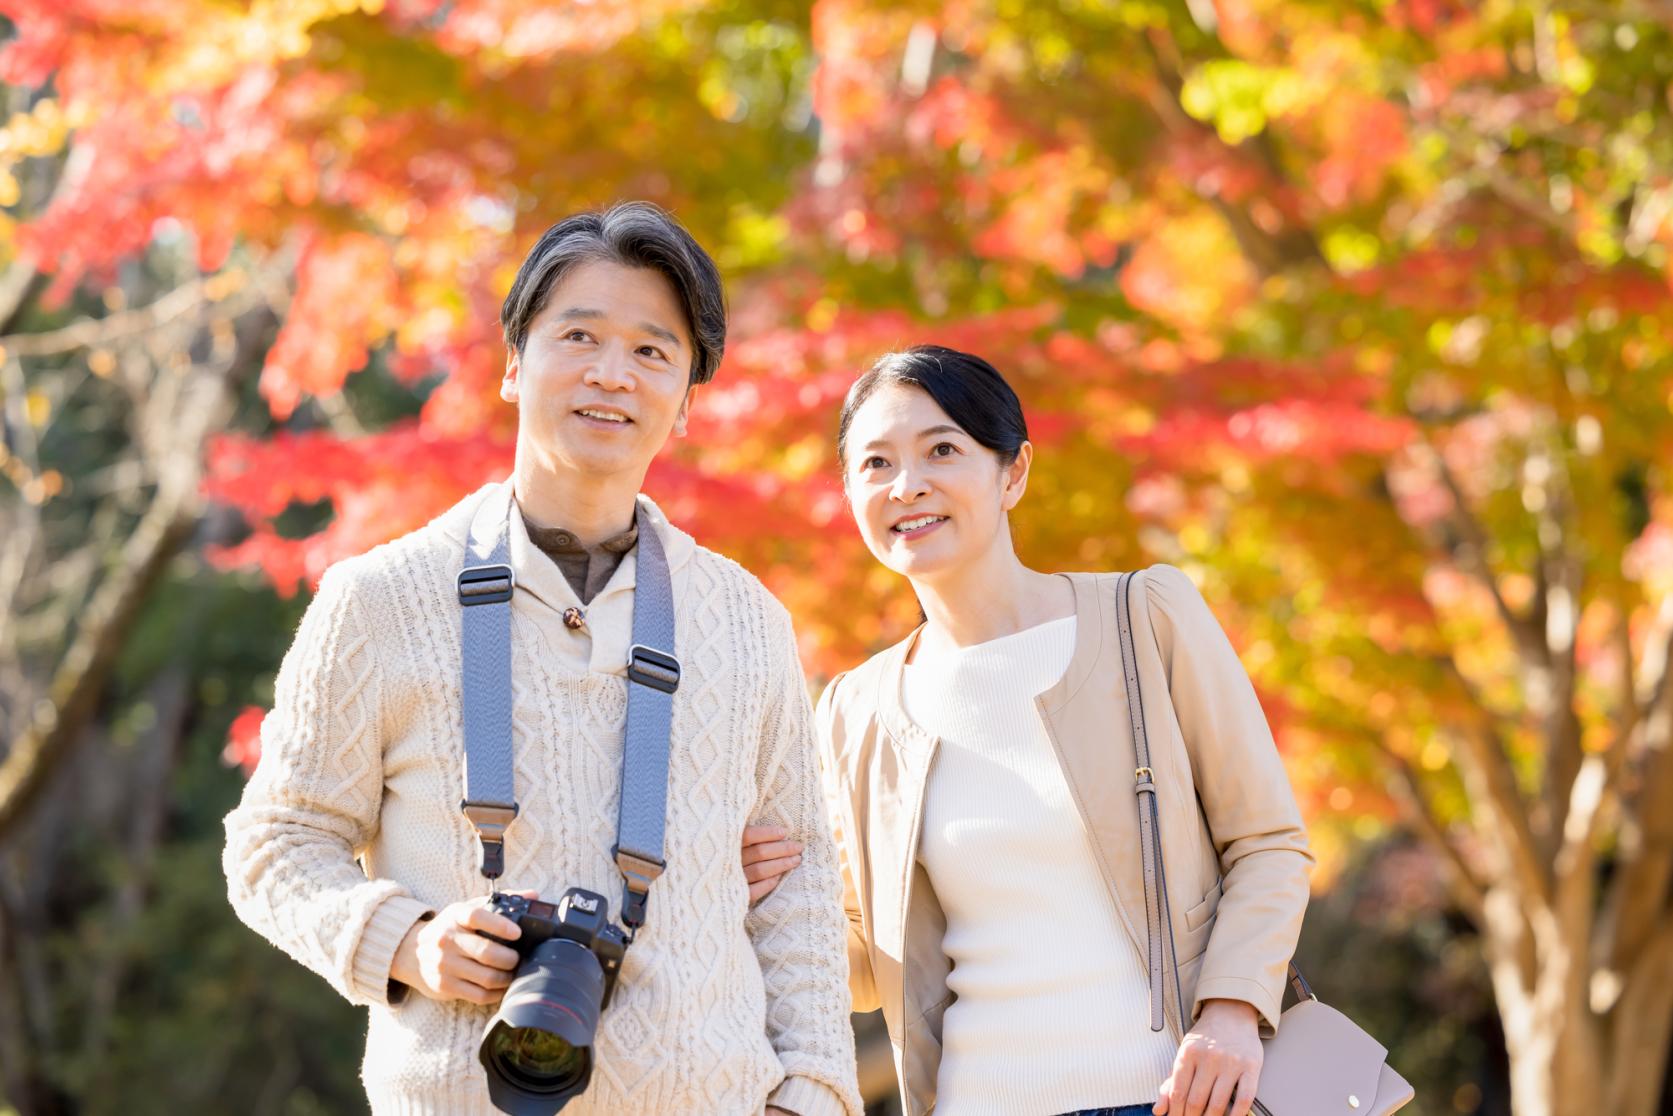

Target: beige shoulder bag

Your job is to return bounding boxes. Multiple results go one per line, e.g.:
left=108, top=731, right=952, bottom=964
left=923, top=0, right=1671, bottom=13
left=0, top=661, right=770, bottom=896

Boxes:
left=1114, top=571, right=1414, bottom=1116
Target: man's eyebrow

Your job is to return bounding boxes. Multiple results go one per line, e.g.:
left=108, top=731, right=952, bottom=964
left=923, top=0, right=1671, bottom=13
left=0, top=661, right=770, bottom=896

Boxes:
left=861, top=424, right=964, bottom=451
left=638, top=322, right=682, bottom=346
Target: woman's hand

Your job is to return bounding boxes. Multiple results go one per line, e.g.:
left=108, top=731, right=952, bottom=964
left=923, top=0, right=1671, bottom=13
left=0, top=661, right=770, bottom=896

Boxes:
left=742, top=824, right=803, bottom=905
left=1154, top=998, right=1262, bottom=1116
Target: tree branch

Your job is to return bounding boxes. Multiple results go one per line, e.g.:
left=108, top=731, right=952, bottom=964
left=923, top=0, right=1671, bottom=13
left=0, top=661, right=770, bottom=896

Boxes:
left=0, top=278, right=210, bottom=359
left=1379, top=742, right=1490, bottom=927
left=0, top=480, right=198, bottom=840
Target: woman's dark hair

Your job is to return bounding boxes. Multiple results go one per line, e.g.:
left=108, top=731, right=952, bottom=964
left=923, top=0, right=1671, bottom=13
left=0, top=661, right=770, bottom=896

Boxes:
left=837, top=344, right=1029, bottom=470
left=500, top=201, right=727, bottom=386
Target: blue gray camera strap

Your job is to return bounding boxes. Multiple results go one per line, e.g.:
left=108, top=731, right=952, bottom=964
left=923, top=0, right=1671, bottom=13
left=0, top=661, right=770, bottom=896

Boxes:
left=458, top=485, right=678, bottom=935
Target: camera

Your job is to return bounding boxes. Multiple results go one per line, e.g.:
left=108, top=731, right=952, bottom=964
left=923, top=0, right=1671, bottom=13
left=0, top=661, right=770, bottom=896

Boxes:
left=476, top=888, right=629, bottom=1115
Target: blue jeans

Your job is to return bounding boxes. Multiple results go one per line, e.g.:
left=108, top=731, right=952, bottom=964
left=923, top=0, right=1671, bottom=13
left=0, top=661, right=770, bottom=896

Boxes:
left=1057, top=1107, right=1154, bottom=1116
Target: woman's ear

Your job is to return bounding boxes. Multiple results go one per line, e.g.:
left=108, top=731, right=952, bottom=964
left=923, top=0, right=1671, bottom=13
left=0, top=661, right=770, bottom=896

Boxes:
left=1000, top=441, right=1033, bottom=512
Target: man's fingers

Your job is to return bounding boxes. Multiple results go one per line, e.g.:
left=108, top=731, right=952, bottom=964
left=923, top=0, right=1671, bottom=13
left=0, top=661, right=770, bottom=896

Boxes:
left=741, top=839, right=803, bottom=866
left=461, top=904, right=521, bottom=940
left=743, top=853, right=802, bottom=883
left=444, top=955, right=515, bottom=993
left=441, top=975, right=504, bottom=1007
left=457, top=931, right=522, bottom=971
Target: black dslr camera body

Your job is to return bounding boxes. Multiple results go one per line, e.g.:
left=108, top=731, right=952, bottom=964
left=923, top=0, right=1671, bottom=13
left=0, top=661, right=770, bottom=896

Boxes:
left=484, top=889, right=628, bottom=1007
left=477, top=888, right=631, bottom=1115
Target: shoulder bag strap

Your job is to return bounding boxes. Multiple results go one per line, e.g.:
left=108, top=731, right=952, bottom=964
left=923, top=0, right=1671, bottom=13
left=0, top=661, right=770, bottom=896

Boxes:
left=1114, top=570, right=1315, bottom=1036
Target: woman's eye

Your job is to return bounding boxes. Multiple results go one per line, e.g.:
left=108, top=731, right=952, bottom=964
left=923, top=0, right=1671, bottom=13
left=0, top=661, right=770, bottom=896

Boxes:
left=931, top=442, right=957, bottom=457
left=863, top=456, right=888, bottom=470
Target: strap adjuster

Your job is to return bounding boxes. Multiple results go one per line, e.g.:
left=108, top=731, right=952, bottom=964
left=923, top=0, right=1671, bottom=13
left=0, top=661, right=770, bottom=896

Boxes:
left=614, top=846, right=666, bottom=893
left=461, top=800, right=519, bottom=878
left=458, top=564, right=514, bottom=606
left=614, top=845, right=666, bottom=930
left=627, top=644, right=681, bottom=694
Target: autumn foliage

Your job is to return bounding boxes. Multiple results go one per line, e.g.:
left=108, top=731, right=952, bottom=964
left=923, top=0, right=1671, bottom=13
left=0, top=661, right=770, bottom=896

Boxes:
left=9, top=3, right=1673, bottom=1112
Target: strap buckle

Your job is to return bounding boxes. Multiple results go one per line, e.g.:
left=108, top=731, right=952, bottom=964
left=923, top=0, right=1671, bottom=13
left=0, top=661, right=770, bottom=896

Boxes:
left=613, top=846, right=666, bottom=929
left=461, top=800, right=519, bottom=879
left=627, top=644, right=681, bottom=694
left=458, top=564, right=514, bottom=606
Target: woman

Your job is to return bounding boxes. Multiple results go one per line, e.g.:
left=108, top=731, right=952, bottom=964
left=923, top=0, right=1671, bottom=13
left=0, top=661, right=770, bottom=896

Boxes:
left=787, top=345, right=1312, bottom=1116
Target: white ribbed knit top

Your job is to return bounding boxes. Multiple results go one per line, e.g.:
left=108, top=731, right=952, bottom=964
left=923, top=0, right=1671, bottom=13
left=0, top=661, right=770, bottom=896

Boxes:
left=902, top=617, right=1178, bottom=1116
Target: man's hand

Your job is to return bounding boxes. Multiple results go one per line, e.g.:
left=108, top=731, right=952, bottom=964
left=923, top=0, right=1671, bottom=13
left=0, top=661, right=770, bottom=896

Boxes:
left=742, top=824, right=803, bottom=905
left=389, top=895, right=528, bottom=1006
left=1154, top=998, right=1263, bottom=1116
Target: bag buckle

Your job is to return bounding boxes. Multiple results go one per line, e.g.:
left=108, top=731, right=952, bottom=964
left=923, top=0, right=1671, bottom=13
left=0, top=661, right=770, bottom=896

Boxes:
left=627, top=644, right=681, bottom=694
left=458, top=564, right=514, bottom=606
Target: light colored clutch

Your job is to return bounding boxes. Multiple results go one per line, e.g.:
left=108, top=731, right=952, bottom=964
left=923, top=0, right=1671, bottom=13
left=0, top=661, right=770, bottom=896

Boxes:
left=1113, top=571, right=1414, bottom=1116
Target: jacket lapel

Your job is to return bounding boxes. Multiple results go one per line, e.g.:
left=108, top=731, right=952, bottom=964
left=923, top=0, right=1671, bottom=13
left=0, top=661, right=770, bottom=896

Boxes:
left=1036, top=573, right=1153, bottom=972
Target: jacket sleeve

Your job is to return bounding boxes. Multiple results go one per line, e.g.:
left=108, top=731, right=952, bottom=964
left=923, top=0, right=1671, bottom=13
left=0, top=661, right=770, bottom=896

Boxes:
left=1144, top=564, right=1314, bottom=1034
left=222, top=562, right=434, bottom=1009
left=746, top=604, right=865, bottom=1116
left=814, top=673, right=880, bottom=1014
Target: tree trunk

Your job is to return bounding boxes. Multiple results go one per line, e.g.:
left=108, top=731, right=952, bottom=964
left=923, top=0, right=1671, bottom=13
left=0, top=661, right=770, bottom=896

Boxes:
left=1605, top=923, right=1673, bottom=1116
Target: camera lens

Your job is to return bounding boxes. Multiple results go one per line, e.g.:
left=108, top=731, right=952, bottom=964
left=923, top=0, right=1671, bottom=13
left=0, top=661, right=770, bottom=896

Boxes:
left=487, top=1025, right=586, bottom=1089
left=479, top=939, right=606, bottom=1115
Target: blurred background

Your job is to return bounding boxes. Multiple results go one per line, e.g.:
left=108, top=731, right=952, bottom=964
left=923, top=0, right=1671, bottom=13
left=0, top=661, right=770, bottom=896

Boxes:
left=1, top=1, right=1671, bottom=1114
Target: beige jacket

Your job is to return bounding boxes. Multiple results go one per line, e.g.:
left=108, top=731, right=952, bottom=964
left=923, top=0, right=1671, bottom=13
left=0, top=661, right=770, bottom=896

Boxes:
left=815, top=566, right=1313, bottom=1116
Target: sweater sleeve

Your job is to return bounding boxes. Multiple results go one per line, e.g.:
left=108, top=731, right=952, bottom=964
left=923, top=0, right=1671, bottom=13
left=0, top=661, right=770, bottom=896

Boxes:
left=748, top=604, right=865, bottom=1116
left=222, top=561, right=434, bottom=1009
left=1143, top=564, right=1313, bottom=1034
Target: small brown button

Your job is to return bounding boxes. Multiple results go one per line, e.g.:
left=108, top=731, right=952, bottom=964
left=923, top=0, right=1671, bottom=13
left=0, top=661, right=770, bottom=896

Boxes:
left=562, top=607, right=587, bottom=631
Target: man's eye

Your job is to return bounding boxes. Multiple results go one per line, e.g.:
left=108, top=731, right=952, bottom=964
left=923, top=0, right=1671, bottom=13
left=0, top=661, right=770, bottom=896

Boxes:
left=565, top=329, right=591, bottom=342
left=638, top=346, right=667, bottom=360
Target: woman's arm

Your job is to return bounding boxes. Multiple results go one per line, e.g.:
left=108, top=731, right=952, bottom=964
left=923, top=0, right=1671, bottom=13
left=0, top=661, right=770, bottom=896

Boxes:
left=1144, top=563, right=1314, bottom=1033
left=814, top=673, right=881, bottom=1014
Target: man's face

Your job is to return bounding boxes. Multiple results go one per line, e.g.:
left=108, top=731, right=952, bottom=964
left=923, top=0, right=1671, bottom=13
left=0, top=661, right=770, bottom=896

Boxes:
left=502, top=258, right=696, bottom=482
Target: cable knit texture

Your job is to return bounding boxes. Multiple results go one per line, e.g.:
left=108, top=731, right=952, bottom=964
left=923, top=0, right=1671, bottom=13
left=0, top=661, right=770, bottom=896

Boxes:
left=224, top=482, right=861, bottom=1116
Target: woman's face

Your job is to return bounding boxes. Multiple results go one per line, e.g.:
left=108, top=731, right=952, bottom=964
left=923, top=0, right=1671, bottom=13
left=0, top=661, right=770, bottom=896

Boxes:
left=842, top=382, right=1029, bottom=582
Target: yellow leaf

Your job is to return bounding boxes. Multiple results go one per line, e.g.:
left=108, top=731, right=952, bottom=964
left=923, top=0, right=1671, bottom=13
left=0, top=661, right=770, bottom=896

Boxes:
left=24, top=389, right=50, bottom=427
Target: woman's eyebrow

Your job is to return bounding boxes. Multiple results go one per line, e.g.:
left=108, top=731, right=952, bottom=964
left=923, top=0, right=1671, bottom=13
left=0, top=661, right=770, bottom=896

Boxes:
left=861, top=424, right=963, bottom=452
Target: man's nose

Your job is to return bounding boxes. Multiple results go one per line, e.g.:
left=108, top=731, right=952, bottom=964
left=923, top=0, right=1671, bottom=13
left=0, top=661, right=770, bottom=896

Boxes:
left=584, top=342, right=636, bottom=390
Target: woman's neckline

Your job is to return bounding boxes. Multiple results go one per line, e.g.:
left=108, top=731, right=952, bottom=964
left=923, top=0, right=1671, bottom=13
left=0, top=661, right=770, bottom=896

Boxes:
left=905, top=614, right=1075, bottom=666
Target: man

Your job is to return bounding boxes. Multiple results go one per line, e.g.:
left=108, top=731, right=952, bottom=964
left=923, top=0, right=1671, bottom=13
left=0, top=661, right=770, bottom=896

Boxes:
left=224, top=202, right=861, bottom=1116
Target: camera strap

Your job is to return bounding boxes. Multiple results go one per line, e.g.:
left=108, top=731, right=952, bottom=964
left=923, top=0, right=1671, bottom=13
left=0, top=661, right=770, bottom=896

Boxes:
left=458, top=484, right=678, bottom=939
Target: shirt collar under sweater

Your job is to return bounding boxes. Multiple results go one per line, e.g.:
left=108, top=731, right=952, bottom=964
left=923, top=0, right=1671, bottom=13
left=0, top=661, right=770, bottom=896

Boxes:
left=437, top=480, right=697, bottom=678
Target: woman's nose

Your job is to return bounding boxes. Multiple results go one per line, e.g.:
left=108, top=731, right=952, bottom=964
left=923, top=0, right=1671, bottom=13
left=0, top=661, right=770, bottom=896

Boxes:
left=890, top=466, right=928, bottom=501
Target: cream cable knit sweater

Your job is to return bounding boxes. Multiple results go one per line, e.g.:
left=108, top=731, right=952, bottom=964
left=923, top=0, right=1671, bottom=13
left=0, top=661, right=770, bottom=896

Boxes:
left=223, top=482, right=862, bottom=1116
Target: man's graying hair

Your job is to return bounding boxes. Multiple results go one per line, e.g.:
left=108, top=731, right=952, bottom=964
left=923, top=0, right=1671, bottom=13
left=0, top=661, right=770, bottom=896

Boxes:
left=500, top=201, right=727, bottom=386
